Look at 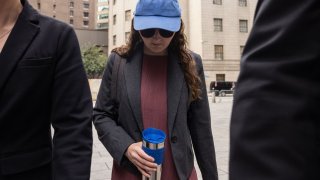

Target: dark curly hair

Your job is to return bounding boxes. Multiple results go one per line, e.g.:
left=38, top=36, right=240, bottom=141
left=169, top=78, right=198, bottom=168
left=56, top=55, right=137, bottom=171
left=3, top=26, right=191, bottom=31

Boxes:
left=112, top=19, right=201, bottom=101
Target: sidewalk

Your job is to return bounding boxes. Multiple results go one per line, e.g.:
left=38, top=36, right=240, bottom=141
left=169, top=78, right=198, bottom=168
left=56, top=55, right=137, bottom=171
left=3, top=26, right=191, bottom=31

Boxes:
left=90, top=96, right=232, bottom=180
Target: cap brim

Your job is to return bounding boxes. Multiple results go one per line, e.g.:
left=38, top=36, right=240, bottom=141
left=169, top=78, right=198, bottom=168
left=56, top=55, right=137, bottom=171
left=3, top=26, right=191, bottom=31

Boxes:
left=134, top=16, right=181, bottom=32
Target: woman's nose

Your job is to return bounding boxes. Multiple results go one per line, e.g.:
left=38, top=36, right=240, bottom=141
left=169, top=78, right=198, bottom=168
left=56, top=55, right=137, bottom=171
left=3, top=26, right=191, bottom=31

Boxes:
left=152, top=29, right=161, bottom=38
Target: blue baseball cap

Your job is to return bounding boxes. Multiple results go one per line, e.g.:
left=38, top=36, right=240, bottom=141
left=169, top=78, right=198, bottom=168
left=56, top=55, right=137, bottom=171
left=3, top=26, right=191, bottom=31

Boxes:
left=134, top=0, right=181, bottom=32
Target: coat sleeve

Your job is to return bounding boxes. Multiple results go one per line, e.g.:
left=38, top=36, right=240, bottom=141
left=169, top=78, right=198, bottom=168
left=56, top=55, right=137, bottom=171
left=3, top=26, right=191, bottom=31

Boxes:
left=230, top=0, right=320, bottom=180
left=93, top=52, right=135, bottom=166
left=51, top=26, right=93, bottom=180
left=187, top=53, right=218, bottom=180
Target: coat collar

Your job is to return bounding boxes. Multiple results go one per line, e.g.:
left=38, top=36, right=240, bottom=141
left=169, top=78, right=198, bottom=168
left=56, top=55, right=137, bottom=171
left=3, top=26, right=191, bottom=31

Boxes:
left=124, top=47, right=185, bottom=133
left=167, top=52, right=184, bottom=134
left=0, top=0, right=40, bottom=94
left=125, top=48, right=143, bottom=132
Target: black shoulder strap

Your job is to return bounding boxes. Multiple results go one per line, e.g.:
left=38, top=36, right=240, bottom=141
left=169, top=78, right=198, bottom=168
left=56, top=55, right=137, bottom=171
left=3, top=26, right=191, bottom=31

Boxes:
left=111, top=53, right=125, bottom=102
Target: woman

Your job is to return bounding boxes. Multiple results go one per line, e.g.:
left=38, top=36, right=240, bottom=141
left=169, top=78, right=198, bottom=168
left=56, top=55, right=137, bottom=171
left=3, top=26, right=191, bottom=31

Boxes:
left=93, top=0, right=218, bottom=179
left=0, top=0, right=93, bottom=179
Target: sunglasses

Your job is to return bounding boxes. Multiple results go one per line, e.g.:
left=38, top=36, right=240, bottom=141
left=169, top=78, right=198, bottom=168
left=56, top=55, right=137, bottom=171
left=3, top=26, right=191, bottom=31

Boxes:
left=140, top=28, right=175, bottom=38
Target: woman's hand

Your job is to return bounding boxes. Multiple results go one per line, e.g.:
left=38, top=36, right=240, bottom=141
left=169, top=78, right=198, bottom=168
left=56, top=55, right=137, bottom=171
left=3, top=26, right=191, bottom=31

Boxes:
left=125, top=142, right=157, bottom=178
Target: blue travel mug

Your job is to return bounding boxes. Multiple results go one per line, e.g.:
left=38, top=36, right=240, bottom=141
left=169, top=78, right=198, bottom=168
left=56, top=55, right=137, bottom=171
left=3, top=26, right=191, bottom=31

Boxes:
left=142, top=128, right=166, bottom=180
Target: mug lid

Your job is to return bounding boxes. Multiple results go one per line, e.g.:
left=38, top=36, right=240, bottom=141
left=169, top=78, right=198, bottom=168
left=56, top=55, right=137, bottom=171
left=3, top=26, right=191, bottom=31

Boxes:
left=142, top=128, right=166, bottom=144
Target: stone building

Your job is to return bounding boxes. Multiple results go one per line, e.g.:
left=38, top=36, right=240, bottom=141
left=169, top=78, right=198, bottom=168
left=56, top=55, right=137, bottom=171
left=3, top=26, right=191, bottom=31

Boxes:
left=28, top=0, right=108, bottom=51
left=108, top=0, right=257, bottom=86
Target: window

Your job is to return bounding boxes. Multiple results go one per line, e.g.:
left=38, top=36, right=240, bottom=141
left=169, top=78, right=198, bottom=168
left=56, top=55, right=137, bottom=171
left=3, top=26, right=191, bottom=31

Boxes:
left=213, top=0, right=222, bottom=5
left=125, top=10, right=131, bottom=21
left=83, top=12, right=89, bottom=18
left=83, top=2, right=89, bottom=9
left=125, top=32, right=130, bottom=42
left=98, top=6, right=108, bottom=11
left=216, top=74, right=225, bottom=82
left=239, top=0, right=247, bottom=7
left=239, top=20, right=248, bottom=32
left=214, top=45, right=224, bottom=60
left=113, top=15, right=116, bottom=25
left=69, top=1, right=74, bottom=8
left=240, top=46, right=245, bottom=56
left=98, top=0, right=108, bottom=2
left=83, top=20, right=89, bottom=26
left=53, top=4, right=56, bottom=11
left=97, top=23, right=108, bottom=29
left=69, top=19, right=74, bottom=25
left=214, top=18, right=223, bottom=32
left=113, top=35, right=116, bottom=46
left=113, top=0, right=116, bottom=5
left=98, top=14, right=108, bottom=20
left=37, top=2, right=41, bottom=10
left=70, top=10, right=74, bottom=16
left=53, top=15, right=56, bottom=18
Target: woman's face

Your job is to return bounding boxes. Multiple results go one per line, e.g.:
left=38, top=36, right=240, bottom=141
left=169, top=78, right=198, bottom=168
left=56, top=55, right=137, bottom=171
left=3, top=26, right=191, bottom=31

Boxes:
left=139, top=29, right=175, bottom=56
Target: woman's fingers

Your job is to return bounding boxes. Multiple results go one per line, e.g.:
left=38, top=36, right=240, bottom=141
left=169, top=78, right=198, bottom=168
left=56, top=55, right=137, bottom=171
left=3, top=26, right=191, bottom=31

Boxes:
left=136, top=147, right=155, bottom=163
left=126, top=142, right=157, bottom=174
left=136, top=166, right=151, bottom=178
left=130, top=144, right=157, bottom=170
left=133, top=154, right=157, bottom=171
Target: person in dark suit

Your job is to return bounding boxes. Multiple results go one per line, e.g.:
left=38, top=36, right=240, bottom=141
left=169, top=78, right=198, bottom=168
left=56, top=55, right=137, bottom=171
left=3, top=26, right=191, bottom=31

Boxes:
left=93, top=0, right=218, bottom=179
left=0, top=0, right=93, bottom=179
left=230, top=0, right=320, bottom=179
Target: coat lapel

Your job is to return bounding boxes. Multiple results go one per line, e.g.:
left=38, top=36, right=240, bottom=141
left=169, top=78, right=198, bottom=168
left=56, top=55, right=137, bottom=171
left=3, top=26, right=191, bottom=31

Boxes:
left=0, top=0, right=39, bottom=94
left=125, top=50, right=144, bottom=132
left=167, top=53, right=184, bottom=134
left=124, top=50, right=184, bottom=133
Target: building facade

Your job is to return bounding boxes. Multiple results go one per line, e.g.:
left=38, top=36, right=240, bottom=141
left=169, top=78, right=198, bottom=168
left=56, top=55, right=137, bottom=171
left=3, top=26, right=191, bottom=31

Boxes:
left=107, top=0, right=137, bottom=50
left=200, top=0, right=257, bottom=83
left=28, top=0, right=108, bottom=52
left=29, top=0, right=97, bottom=30
left=108, top=0, right=258, bottom=85
left=96, top=0, right=109, bottom=29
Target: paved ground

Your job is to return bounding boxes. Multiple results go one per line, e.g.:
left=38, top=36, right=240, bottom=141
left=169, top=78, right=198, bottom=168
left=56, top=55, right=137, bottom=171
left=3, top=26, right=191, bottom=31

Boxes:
left=90, top=95, right=233, bottom=180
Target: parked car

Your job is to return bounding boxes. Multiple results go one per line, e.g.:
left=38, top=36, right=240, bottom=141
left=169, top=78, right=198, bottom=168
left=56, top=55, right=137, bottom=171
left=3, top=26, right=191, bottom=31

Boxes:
left=209, top=81, right=236, bottom=96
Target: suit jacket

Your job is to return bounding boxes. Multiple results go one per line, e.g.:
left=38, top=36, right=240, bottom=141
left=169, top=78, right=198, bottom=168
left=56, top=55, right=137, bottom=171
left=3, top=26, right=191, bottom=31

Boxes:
left=230, top=0, right=320, bottom=179
left=0, top=0, right=93, bottom=179
left=93, top=48, right=218, bottom=180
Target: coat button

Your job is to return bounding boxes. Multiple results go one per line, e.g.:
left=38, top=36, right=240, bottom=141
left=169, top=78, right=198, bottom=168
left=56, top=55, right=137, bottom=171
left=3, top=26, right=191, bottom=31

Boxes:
left=171, top=136, right=177, bottom=143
